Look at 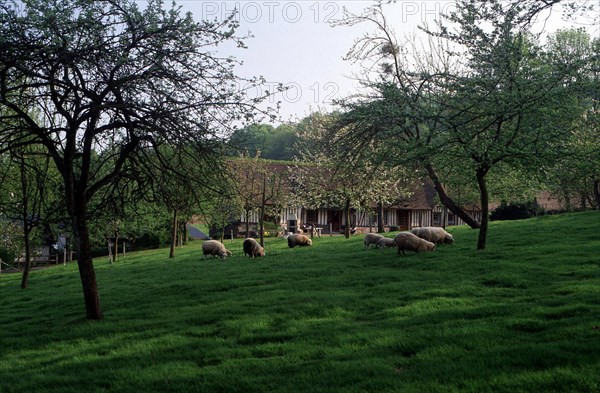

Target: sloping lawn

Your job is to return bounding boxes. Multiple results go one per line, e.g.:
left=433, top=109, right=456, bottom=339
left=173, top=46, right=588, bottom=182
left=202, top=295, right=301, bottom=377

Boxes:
left=1, top=212, right=599, bottom=392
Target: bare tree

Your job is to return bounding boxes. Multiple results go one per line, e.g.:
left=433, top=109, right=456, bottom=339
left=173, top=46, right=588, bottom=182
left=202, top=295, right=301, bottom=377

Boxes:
left=0, top=0, right=270, bottom=319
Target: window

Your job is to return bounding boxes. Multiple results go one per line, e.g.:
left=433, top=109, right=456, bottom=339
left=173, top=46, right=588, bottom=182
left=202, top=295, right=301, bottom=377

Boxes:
left=433, top=212, right=441, bottom=226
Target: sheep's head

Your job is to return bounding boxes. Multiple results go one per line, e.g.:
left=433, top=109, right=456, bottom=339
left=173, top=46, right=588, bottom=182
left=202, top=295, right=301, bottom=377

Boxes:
left=419, top=240, right=435, bottom=252
left=307, top=238, right=313, bottom=246
left=221, top=249, right=232, bottom=258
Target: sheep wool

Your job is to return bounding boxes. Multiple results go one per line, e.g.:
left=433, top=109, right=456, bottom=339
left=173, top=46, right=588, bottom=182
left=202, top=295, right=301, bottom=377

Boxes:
left=202, top=240, right=232, bottom=259
left=377, top=237, right=397, bottom=248
left=287, top=234, right=312, bottom=248
left=394, top=232, right=436, bottom=255
left=410, top=227, right=454, bottom=245
left=243, top=238, right=265, bottom=258
left=364, top=233, right=384, bottom=249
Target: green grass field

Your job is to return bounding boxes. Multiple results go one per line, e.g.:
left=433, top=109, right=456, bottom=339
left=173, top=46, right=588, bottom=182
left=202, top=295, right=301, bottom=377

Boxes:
left=1, top=212, right=599, bottom=392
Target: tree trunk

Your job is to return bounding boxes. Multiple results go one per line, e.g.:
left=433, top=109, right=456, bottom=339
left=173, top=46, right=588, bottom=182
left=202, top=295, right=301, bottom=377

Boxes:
left=442, top=205, right=448, bottom=229
left=259, top=178, right=266, bottom=247
left=593, top=179, right=600, bottom=210
left=245, top=210, right=250, bottom=238
left=107, top=239, right=113, bottom=264
left=169, top=208, right=177, bottom=258
left=259, top=206, right=265, bottom=247
left=377, top=201, right=385, bottom=233
left=344, top=198, right=351, bottom=239
left=114, top=231, right=119, bottom=263
left=476, top=168, right=489, bottom=251
left=73, top=213, right=103, bottom=320
left=563, top=189, right=572, bottom=211
left=20, top=230, right=31, bottom=289
left=424, top=163, right=481, bottom=229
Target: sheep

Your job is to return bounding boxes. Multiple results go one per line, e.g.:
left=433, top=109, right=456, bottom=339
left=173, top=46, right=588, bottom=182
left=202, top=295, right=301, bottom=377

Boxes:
left=364, top=233, right=384, bottom=249
left=287, top=233, right=312, bottom=248
left=410, top=227, right=454, bottom=245
left=394, top=232, right=436, bottom=255
left=243, top=238, right=265, bottom=258
left=201, top=240, right=232, bottom=259
left=377, top=237, right=397, bottom=248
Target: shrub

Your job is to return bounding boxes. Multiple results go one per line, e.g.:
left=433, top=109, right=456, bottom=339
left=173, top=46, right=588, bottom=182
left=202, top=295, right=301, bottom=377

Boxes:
left=262, top=221, right=282, bottom=237
left=0, top=220, right=23, bottom=266
left=490, top=200, right=546, bottom=221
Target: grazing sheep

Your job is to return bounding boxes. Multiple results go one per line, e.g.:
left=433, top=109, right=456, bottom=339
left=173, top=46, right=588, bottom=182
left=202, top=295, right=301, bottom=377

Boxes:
left=410, top=227, right=454, bottom=245
left=377, top=237, right=397, bottom=248
left=364, top=233, right=384, bottom=249
left=243, top=238, right=265, bottom=258
left=202, top=240, right=232, bottom=259
left=394, top=232, right=436, bottom=255
left=287, top=233, right=312, bottom=248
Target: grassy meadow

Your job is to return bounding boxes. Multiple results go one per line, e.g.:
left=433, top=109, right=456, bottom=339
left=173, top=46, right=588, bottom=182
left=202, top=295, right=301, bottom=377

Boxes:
left=1, top=212, right=599, bottom=392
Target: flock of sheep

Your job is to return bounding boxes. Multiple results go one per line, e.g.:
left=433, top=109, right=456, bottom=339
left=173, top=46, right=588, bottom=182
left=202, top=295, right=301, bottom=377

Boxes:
left=364, top=227, right=454, bottom=255
left=201, top=227, right=453, bottom=259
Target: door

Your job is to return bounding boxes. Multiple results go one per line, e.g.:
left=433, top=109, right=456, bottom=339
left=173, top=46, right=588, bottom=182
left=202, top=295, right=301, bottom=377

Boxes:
left=328, top=210, right=341, bottom=232
left=397, top=210, right=409, bottom=231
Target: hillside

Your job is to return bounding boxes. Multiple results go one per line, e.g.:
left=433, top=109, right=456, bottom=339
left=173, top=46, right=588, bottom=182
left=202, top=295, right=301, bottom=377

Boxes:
left=1, top=212, right=599, bottom=392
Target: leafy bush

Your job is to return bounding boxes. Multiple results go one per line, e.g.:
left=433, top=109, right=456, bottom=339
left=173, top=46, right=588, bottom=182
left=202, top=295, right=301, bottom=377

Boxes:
left=134, top=231, right=164, bottom=249
left=490, top=200, right=545, bottom=221
left=0, top=220, right=23, bottom=266
left=262, top=221, right=281, bottom=237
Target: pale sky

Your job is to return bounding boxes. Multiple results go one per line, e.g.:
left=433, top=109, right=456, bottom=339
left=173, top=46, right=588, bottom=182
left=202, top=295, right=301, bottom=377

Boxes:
left=172, top=0, right=592, bottom=124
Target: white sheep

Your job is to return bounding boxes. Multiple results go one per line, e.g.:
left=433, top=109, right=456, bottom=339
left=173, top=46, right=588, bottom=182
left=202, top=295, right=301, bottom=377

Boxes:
left=243, top=238, right=265, bottom=258
left=377, top=237, right=397, bottom=248
left=364, top=233, right=384, bottom=249
left=394, top=232, right=436, bottom=255
left=410, top=227, right=454, bottom=245
left=287, top=234, right=312, bottom=248
left=201, top=240, right=232, bottom=259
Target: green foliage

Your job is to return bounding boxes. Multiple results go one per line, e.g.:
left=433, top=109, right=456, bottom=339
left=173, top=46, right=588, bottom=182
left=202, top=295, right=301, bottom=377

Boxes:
left=0, top=219, right=23, bottom=266
left=228, top=123, right=299, bottom=161
left=262, top=221, right=281, bottom=237
left=541, top=29, right=600, bottom=208
left=1, top=212, right=599, bottom=392
left=490, top=200, right=546, bottom=221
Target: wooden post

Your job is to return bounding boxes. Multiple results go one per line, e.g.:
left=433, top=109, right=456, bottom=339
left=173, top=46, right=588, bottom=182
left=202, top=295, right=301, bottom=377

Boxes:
left=122, top=242, right=126, bottom=259
left=329, top=223, right=332, bottom=237
left=230, top=229, right=234, bottom=242
left=63, top=248, right=67, bottom=265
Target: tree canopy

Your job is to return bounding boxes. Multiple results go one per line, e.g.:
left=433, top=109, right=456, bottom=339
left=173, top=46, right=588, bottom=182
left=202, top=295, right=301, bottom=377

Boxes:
left=327, top=1, right=597, bottom=249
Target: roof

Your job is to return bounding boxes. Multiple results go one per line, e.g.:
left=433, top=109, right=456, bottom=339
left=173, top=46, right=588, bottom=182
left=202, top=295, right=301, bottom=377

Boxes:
left=393, top=179, right=438, bottom=210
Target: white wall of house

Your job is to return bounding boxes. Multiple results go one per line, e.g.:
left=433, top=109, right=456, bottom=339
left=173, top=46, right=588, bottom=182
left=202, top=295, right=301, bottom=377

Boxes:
left=410, top=210, right=432, bottom=228
left=241, top=210, right=260, bottom=224
left=241, top=204, right=479, bottom=234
